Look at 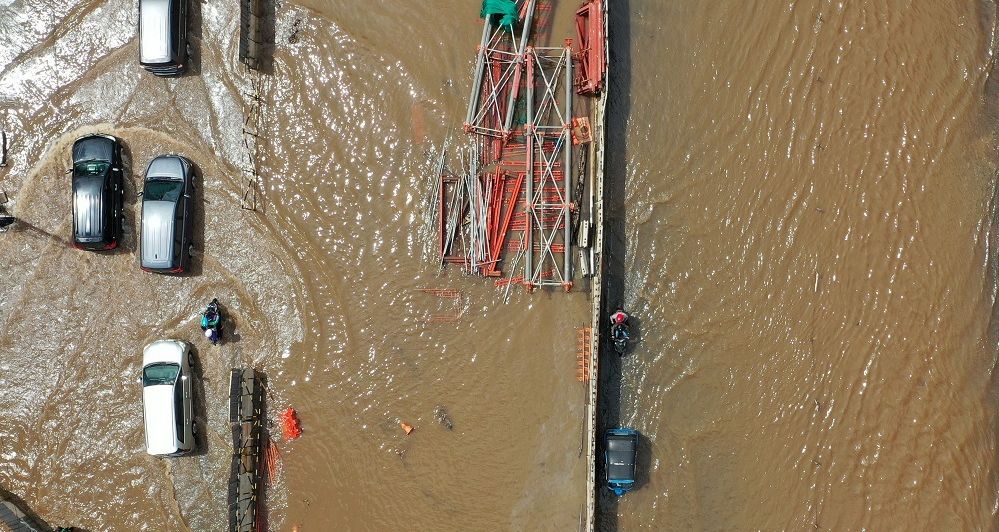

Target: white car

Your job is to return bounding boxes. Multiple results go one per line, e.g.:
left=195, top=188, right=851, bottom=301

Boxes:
left=141, top=339, right=195, bottom=456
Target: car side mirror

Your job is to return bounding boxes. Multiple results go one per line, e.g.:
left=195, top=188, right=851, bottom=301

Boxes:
left=112, top=167, right=121, bottom=171
left=184, top=194, right=191, bottom=199
left=181, top=375, right=188, bottom=381
left=136, top=191, right=143, bottom=197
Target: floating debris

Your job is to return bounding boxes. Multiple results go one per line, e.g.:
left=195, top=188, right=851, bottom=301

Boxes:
left=434, top=406, right=454, bottom=430
left=281, top=407, right=303, bottom=440
left=264, top=439, right=280, bottom=484
left=400, top=421, right=415, bottom=435
left=287, top=18, right=303, bottom=44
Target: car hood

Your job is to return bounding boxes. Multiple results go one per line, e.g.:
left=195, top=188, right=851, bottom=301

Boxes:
left=146, top=156, right=186, bottom=180
left=141, top=200, right=178, bottom=268
left=72, top=136, right=114, bottom=163
left=143, top=384, right=178, bottom=455
left=143, top=340, right=185, bottom=366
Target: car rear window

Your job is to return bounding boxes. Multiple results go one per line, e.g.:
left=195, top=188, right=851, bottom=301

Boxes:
left=143, top=363, right=180, bottom=386
left=144, top=179, right=183, bottom=202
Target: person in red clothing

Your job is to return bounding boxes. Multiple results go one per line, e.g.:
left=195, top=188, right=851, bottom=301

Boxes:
left=610, top=308, right=629, bottom=325
left=610, top=308, right=630, bottom=348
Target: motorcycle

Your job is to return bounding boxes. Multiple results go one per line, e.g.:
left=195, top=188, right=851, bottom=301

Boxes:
left=611, top=322, right=630, bottom=355
left=201, top=298, right=223, bottom=345
left=610, top=308, right=631, bottom=355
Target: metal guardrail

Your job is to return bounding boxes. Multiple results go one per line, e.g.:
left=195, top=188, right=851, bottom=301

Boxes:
left=583, top=1, right=609, bottom=529
left=0, top=499, right=49, bottom=532
left=239, top=0, right=264, bottom=71
left=228, top=368, right=263, bottom=532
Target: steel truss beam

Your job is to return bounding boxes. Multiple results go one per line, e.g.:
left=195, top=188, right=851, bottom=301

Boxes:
left=464, top=0, right=537, bottom=139
left=525, top=45, right=572, bottom=290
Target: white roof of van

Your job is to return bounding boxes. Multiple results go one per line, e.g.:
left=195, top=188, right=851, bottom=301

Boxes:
left=143, top=385, right=178, bottom=455
left=139, top=0, right=171, bottom=64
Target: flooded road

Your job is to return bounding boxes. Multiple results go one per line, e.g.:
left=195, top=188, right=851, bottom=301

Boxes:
left=601, top=0, right=999, bottom=530
left=5, top=0, right=999, bottom=530
left=0, top=0, right=588, bottom=529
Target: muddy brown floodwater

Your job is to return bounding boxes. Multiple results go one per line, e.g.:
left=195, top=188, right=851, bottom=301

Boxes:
left=600, top=0, right=999, bottom=530
left=4, top=0, right=999, bottom=531
left=0, top=0, right=590, bottom=530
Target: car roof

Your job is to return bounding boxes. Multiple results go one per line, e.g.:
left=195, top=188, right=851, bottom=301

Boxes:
left=140, top=200, right=179, bottom=269
left=606, top=431, right=637, bottom=481
left=73, top=177, right=110, bottom=240
left=139, top=0, right=173, bottom=64
left=143, top=384, right=179, bottom=455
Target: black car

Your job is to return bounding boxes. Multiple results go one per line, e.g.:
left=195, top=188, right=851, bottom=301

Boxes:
left=71, top=135, right=124, bottom=250
left=140, top=155, right=194, bottom=273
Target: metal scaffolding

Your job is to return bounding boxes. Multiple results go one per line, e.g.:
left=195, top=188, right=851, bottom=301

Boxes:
left=228, top=368, right=263, bottom=532
left=429, top=3, right=584, bottom=295
left=239, top=72, right=262, bottom=211
left=436, top=140, right=534, bottom=281
left=464, top=0, right=537, bottom=140
left=524, top=45, right=573, bottom=290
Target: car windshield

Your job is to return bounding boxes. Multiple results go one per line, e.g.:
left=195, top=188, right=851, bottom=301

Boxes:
left=144, top=179, right=183, bottom=202
left=74, top=161, right=109, bottom=177
left=143, top=363, right=180, bottom=386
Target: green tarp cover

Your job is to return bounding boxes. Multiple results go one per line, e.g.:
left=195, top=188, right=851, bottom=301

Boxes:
left=481, top=0, right=519, bottom=28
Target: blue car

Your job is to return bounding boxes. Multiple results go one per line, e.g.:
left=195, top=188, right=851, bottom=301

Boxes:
left=605, top=428, right=638, bottom=496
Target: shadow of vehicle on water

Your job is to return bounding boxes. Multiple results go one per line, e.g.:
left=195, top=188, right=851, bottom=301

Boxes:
left=179, top=0, right=202, bottom=78
left=188, top=344, right=210, bottom=458
left=113, top=138, right=137, bottom=255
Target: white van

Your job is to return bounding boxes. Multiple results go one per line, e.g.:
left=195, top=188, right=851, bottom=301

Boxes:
left=141, top=339, right=195, bottom=456
left=138, top=0, right=188, bottom=76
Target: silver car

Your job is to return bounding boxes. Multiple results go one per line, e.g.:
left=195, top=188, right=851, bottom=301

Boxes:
left=140, top=155, right=194, bottom=273
left=141, top=340, right=195, bottom=456
left=138, top=0, right=188, bottom=76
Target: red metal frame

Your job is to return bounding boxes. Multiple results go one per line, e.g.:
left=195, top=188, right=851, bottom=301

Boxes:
left=574, top=0, right=605, bottom=96
left=435, top=2, right=583, bottom=293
